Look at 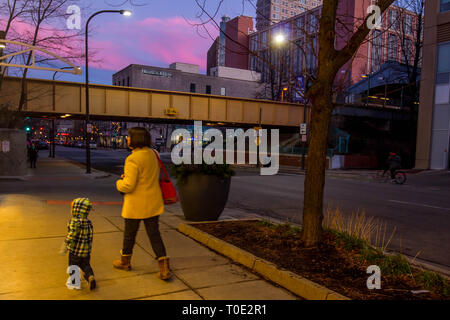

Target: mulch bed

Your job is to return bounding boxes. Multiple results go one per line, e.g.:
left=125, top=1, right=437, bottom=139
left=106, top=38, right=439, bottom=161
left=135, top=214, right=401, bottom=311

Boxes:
left=193, top=220, right=447, bottom=300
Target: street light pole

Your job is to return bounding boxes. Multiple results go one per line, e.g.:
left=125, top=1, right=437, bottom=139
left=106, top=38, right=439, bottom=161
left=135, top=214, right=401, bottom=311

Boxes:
left=85, top=9, right=131, bottom=174
left=49, top=67, right=73, bottom=158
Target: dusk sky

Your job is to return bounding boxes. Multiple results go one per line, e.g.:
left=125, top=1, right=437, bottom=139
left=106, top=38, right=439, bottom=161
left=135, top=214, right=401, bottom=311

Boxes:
left=2, top=0, right=256, bottom=85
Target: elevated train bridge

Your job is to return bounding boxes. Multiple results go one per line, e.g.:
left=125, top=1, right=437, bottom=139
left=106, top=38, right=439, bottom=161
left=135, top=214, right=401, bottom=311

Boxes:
left=1, top=76, right=309, bottom=129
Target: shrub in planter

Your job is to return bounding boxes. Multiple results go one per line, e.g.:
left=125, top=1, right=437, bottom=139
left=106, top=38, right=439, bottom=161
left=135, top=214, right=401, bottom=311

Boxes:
left=170, top=163, right=235, bottom=221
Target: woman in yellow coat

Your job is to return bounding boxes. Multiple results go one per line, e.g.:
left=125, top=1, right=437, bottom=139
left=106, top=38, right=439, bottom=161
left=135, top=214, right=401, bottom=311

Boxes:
left=113, top=127, right=172, bottom=280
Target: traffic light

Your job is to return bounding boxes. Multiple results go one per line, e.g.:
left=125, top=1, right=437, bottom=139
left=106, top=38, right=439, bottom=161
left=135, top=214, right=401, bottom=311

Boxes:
left=25, top=126, right=31, bottom=132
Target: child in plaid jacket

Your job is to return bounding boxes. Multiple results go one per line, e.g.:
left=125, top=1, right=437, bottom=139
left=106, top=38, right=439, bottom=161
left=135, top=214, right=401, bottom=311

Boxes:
left=61, top=197, right=96, bottom=290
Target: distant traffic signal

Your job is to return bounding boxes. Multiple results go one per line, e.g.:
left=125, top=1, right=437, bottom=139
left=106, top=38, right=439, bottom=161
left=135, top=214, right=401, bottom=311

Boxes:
left=25, top=126, right=31, bottom=132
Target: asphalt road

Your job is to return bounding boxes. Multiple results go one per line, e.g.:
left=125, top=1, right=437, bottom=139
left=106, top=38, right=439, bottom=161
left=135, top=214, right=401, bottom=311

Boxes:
left=54, top=146, right=450, bottom=268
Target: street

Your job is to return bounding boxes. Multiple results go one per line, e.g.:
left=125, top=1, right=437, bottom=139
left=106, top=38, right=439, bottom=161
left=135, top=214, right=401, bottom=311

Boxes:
left=51, top=146, right=450, bottom=268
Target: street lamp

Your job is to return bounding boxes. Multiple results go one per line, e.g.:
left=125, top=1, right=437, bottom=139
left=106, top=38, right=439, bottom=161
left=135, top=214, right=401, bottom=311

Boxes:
left=85, top=9, right=131, bottom=173
left=48, top=67, right=76, bottom=158
left=274, top=33, right=286, bottom=45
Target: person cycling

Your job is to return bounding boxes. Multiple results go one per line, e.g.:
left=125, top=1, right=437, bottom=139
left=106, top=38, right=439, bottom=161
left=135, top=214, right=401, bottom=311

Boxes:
left=383, top=152, right=402, bottom=181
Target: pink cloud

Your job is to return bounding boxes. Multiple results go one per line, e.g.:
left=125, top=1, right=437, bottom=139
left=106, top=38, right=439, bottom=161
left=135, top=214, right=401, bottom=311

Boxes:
left=92, top=16, right=219, bottom=72
left=1, top=15, right=220, bottom=74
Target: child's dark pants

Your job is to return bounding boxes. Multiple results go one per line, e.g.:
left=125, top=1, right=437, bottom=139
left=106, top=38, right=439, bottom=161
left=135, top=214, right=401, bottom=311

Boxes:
left=69, top=253, right=94, bottom=281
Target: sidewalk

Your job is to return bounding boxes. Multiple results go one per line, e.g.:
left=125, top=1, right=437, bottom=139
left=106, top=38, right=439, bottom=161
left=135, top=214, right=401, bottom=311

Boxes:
left=0, top=157, right=299, bottom=300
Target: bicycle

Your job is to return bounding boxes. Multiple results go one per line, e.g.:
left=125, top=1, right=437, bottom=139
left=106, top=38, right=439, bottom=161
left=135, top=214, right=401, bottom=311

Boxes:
left=374, top=169, right=407, bottom=185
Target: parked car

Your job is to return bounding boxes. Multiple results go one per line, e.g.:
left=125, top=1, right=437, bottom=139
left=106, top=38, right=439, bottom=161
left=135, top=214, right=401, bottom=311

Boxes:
left=34, top=140, right=49, bottom=150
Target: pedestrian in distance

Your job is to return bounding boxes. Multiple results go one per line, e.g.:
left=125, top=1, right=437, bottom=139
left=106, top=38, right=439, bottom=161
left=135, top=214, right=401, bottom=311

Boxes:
left=29, top=143, right=38, bottom=168
left=59, top=198, right=96, bottom=290
left=383, top=152, right=402, bottom=182
left=113, top=127, right=172, bottom=281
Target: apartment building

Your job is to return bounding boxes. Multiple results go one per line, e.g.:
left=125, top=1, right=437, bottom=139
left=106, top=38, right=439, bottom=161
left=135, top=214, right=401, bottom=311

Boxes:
left=415, top=0, right=450, bottom=169
left=249, top=0, right=420, bottom=102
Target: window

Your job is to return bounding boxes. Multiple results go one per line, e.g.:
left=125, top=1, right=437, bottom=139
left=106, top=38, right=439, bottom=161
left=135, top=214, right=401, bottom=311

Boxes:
left=296, top=17, right=304, bottom=37
left=435, top=43, right=450, bottom=105
left=403, top=15, right=412, bottom=35
left=293, top=39, right=303, bottom=74
left=306, top=36, right=317, bottom=73
left=190, top=83, right=196, bottom=93
left=309, top=13, right=317, bottom=33
left=274, top=6, right=280, bottom=12
left=402, top=38, right=412, bottom=65
left=389, top=10, right=399, bottom=30
left=441, top=0, right=450, bottom=12
left=274, top=0, right=280, bottom=3
left=262, top=31, right=268, bottom=48
left=206, top=85, right=212, bottom=94
left=437, top=42, right=450, bottom=73
left=371, top=30, right=382, bottom=72
left=273, top=13, right=279, bottom=19
left=220, top=87, right=226, bottom=96
left=127, top=77, right=130, bottom=87
left=388, top=34, right=398, bottom=61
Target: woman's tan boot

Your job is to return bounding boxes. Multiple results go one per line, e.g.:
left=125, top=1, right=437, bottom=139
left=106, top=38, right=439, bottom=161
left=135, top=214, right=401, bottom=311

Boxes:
left=113, top=250, right=132, bottom=270
left=157, top=256, right=172, bottom=280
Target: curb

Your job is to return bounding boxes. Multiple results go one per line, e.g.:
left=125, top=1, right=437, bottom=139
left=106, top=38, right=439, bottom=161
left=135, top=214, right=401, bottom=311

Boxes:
left=177, top=221, right=350, bottom=300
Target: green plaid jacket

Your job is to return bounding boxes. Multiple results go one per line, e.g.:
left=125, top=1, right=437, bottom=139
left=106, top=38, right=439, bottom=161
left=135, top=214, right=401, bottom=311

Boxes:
left=65, top=198, right=94, bottom=258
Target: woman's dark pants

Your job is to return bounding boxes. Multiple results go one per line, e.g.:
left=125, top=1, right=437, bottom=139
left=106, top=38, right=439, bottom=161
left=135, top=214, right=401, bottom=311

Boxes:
left=122, top=216, right=166, bottom=259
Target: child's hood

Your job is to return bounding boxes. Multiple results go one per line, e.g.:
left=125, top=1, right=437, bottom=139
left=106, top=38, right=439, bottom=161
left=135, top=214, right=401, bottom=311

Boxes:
left=71, top=197, right=92, bottom=218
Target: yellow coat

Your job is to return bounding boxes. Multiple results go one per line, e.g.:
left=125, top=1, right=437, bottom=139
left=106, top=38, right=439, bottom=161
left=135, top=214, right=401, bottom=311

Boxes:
left=116, top=147, right=164, bottom=219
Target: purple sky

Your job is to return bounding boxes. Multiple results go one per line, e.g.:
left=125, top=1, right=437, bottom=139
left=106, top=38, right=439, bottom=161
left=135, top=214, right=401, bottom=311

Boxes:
left=4, top=0, right=256, bottom=85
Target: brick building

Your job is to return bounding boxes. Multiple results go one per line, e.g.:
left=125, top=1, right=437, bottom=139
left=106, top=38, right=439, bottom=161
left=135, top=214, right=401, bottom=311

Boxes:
left=248, top=0, right=421, bottom=102
left=207, top=15, right=254, bottom=75
left=113, top=62, right=263, bottom=100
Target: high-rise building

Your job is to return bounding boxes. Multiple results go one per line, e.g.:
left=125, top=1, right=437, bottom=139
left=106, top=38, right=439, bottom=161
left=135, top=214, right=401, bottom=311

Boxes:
left=415, top=0, right=450, bottom=169
left=249, top=1, right=421, bottom=102
left=255, top=0, right=322, bottom=30
left=207, top=15, right=254, bottom=75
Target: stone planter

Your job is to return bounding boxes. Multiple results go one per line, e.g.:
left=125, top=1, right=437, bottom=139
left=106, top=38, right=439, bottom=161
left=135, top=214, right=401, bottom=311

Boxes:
left=178, top=173, right=231, bottom=221
left=0, top=128, right=27, bottom=176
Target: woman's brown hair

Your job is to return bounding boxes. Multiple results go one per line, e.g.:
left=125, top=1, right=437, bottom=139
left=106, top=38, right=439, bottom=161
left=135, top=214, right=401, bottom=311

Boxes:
left=128, top=127, right=152, bottom=149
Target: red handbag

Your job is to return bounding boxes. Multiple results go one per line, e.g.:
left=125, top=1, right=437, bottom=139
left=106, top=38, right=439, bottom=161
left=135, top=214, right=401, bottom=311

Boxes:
left=152, top=149, right=178, bottom=204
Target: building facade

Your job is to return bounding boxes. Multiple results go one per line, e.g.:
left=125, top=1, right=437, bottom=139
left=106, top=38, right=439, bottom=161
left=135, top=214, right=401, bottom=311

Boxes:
left=415, top=0, right=450, bottom=169
left=249, top=0, right=420, bottom=103
left=113, top=63, right=263, bottom=99
left=255, top=0, right=322, bottom=30
left=207, top=15, right=254, bottom=75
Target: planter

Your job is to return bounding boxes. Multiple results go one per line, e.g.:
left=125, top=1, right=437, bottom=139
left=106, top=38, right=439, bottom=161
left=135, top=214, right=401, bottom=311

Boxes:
left=178, top=173, right=231, bottom=221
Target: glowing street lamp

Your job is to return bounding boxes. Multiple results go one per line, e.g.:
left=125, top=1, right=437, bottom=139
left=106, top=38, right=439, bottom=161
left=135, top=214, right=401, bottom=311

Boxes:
left=274, top=33, right=286, bottom=45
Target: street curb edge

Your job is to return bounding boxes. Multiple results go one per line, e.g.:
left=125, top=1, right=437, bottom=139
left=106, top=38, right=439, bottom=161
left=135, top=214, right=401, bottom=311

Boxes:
left=177, top=222, right=350, bottom=300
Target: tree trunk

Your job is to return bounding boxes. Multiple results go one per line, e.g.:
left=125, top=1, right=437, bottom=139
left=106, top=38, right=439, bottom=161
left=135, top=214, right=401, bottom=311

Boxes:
left=301, top=93, right=333, bottom=247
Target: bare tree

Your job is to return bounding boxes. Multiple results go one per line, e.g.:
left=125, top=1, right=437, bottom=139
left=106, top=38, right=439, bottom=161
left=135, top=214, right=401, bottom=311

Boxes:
left=193, top=0, right=397, bottom=247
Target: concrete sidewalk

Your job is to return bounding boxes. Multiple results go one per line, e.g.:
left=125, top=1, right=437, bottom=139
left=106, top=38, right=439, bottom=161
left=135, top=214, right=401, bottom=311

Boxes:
left=0, top=157, right=299, bottom=300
